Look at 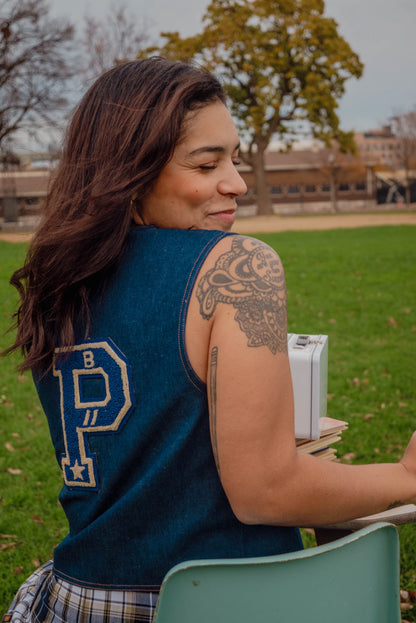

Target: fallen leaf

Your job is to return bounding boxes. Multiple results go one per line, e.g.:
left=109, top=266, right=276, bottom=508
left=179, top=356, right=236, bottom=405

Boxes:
left=32, top=515, right=44, bottom=525
left=400, top=603, right=413, bottom=611
left=5, top=442, right=15, bottom=452
left=364, top=413, right=374, bottom=420
left=403, top=589, right=416, bottom=603
left=342, top=452, right=356, bottom=461
left=387, top=316, right=398, bottom=327
left=7, top=468, right=22, bottom=475
left=14, top=566, right=24, bottom=576
left=0, top=542, right=17, bottom=551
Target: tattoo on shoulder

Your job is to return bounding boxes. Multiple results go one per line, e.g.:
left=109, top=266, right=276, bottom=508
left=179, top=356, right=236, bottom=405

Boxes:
left=196, top=236, right=287, bottom=354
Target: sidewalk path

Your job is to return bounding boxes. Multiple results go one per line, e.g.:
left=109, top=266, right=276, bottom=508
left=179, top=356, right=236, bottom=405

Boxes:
left=233, top=211, right=416, bottom=234
left=1, top=212, right=415, bottom=242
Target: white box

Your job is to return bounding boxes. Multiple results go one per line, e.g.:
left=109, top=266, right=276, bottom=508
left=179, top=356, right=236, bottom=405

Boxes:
left=288, top=334, right=328, bottom=440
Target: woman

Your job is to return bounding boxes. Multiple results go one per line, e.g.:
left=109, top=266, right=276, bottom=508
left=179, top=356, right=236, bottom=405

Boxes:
left=4, top=57, right=416, bottom=622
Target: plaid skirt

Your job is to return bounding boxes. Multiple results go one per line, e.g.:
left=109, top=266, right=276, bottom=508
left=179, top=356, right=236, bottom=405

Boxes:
left=3, top=561, right=159, bottom=623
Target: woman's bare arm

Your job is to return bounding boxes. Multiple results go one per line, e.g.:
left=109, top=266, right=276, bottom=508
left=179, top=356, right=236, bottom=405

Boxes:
left=195, top=235, right=416, bottom=526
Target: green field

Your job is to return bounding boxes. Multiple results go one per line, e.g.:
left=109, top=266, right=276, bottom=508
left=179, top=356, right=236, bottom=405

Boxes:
left=1, top=225, right=416, bottom=617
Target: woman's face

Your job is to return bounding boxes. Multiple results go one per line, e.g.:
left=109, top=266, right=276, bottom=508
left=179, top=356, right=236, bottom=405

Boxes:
left=136, top=101, right=247, bottom=231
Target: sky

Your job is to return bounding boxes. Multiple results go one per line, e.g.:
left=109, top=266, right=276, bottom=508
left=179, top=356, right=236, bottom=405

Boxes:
left=49, top=0, right=416, bottom=134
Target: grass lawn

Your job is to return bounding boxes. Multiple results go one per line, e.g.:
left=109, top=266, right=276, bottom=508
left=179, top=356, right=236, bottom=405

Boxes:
left=1, top=225, right=416, bottom=618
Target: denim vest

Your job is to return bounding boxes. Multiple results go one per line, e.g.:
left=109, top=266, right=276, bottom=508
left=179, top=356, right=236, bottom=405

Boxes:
left=35, top=227, right=302, bottom=589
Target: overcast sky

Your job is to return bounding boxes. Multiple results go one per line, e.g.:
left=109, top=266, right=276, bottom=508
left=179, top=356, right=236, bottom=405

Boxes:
left=50, top=0, right=416, bottom=133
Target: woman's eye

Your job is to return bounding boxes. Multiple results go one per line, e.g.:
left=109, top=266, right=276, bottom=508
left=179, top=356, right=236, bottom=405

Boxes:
left=233, top=160, right=241, bottom=167
left=199, top=164, right=217, bottom=171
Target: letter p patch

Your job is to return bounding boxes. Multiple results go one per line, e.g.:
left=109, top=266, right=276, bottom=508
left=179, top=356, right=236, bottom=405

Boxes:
left=54, top=339, right=135, bottom=489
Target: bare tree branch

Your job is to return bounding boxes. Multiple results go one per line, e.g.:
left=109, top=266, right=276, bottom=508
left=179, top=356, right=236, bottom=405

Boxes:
left=0, top=0, right=75, bottom=151
left=78, top=1, right=152, bottom=86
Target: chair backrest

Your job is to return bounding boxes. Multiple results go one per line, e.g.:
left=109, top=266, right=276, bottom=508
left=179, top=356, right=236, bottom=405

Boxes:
left=153, top=522, right=400, bottom=623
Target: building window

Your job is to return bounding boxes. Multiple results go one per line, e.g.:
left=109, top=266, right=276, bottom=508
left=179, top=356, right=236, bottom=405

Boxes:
left=339, top=183, right=350, bottom=191
left=271, top=186, right=283, bottom=194
left=355, top=182, right=366, bottom=191
left=321, top=184, right=331, bottom=192
left=305, top=185, right=317, bottom=193
left=288, top=185, right=300, bottom=194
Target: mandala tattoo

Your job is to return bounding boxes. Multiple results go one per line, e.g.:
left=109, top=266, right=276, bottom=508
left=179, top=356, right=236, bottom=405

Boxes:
left=196, top=237, right=287, bottom=354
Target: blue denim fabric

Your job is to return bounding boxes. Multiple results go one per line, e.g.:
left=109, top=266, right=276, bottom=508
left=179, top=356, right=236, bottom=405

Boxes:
left=35, top=227, right=302, bottom=590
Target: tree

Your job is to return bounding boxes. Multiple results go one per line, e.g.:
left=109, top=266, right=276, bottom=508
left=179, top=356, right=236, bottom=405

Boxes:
left=0, top=0, right=75, bottom=152
left=144, top=0, right=363, bottom=214
left=79, top=2, right=151, bottom=87
left=391, top=109, right=416, bottom=207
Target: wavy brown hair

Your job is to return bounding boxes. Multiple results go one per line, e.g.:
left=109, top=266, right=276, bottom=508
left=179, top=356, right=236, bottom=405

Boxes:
left=5, top=57, right=226, bottom=374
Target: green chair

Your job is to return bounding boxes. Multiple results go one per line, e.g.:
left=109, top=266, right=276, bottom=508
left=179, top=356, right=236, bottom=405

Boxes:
left=153, top=522, right=400, bottom=623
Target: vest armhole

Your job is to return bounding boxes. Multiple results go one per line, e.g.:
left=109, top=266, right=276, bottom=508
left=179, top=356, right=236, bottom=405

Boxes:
left=178, top=231, right=235, bottom=393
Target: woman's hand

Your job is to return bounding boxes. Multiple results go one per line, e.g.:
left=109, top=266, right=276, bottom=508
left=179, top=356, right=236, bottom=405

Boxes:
left=400, top=432, right=416, bottom=491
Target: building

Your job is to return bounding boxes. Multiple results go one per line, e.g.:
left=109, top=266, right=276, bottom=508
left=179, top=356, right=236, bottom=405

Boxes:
left=354, top=126, right=403, bottom=168
left=0, top=146, right=380, bottom=222
left=0, top=166, right=50, bottom=222
left=237, top=147, right=376, bottom=214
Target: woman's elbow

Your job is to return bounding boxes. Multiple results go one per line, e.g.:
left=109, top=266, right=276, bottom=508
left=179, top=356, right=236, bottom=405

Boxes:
left=224, top=477, right=298, bottom=526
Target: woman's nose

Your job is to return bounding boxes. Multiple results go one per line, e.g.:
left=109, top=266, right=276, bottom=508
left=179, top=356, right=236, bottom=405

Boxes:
left=218, top=165, right=248, bottom=197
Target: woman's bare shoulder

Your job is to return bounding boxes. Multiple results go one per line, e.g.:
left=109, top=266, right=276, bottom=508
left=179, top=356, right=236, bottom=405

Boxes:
left=195, top=233, right=287, bottom=355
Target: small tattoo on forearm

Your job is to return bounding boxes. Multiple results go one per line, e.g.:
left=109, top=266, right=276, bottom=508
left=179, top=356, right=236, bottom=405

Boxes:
left=197, top=237, right=287, bottom=354
left=209, top=346, right=221, bottom=475
left=386, top=501, right=404, bottom=511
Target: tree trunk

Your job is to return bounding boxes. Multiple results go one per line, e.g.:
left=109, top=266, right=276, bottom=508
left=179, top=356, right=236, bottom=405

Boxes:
left=252, top=148, right=274, bottom=216
left=330, top=168, right=338, bottom=212
left=405, top=169, right=411, bottom=207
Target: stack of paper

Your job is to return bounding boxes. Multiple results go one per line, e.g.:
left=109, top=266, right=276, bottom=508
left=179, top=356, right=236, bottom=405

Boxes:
left=296, top=416, right=348, bottom=461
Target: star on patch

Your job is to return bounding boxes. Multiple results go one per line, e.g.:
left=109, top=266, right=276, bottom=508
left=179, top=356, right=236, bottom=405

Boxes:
left=70, top=460, right=86, bottom=480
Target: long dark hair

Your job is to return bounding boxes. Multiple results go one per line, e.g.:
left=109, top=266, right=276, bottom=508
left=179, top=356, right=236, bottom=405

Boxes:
left=5, top=57, right=226, bottom=374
